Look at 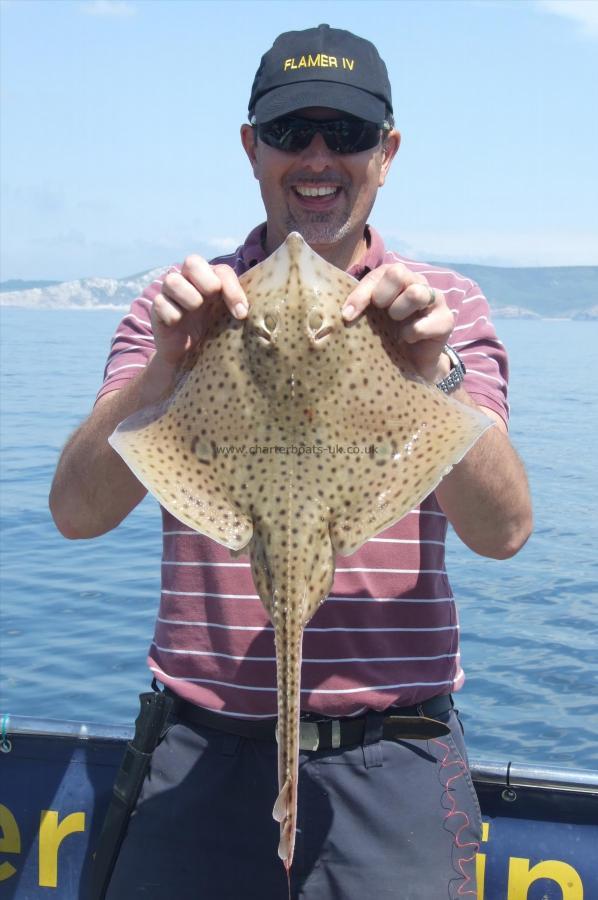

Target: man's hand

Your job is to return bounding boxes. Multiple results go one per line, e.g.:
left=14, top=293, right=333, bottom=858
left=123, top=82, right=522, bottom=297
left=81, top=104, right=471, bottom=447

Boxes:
left=342, top=263, right=454, bottom=383
left=154, top=257, right=249, bottom=366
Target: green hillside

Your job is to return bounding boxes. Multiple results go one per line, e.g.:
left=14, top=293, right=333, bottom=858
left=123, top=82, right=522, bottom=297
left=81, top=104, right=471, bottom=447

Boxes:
left=435, top=264, right=597, bottom=318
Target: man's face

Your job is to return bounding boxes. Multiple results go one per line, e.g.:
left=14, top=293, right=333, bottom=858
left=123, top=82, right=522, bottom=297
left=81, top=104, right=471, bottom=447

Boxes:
left=241, top=108, right=400, bottom=267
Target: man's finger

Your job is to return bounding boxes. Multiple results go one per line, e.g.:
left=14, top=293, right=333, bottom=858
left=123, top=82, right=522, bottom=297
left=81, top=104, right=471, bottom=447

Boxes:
left=180, top=254, right=224, bottom=298
left=175, top=257, right=248, bottom=320
left=399, top=304, right=455, bottom=345
left=386, top=282, right=438, bottom=321
left=342, top=268, right=387, bottom=320
left=152, top=292, right=189, bottom=329
left=162, top=271, right=205, bottom=313
left=212, top=264, right=249, bottom=319
left=343, top=265, right=429, bottom=321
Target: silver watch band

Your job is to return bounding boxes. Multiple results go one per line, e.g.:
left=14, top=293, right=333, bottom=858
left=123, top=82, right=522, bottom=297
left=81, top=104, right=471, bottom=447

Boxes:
left=436, top=345, right=466, bottom=394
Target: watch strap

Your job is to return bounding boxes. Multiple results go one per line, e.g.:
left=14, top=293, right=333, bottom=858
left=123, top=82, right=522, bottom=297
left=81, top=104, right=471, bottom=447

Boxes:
left=436, top=345, right=466, bottom=394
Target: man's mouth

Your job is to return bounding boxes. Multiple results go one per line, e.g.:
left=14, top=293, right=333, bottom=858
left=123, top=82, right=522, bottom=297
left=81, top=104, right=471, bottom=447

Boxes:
left=294, top=185, right=339, bottom=198
left=291, top=184, right=342, bottom=206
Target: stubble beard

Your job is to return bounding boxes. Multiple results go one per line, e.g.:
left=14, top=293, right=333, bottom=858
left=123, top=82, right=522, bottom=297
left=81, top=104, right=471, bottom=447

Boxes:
left=284, top=210, right=354, bottom=248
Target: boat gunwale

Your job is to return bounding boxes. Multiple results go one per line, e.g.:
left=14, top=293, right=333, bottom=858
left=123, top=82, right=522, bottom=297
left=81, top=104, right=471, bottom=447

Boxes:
left=3, top=713, right=598, bottom=796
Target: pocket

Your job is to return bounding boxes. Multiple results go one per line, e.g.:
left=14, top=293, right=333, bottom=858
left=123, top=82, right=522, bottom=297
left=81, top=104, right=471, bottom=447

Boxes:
left=443, top=728, right=483, bottom=837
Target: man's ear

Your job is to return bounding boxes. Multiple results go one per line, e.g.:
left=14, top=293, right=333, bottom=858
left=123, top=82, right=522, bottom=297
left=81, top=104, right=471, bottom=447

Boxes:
left=378, top=129, right=401, bottom=187
left=241, top=124, right=259, bottom=177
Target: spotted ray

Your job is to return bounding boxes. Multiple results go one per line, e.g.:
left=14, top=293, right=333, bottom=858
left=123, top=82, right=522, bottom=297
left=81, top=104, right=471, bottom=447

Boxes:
left=109, top=233, right=492, bottom=871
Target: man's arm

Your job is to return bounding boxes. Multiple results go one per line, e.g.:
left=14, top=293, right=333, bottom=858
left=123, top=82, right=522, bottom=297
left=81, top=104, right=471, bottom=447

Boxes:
left=49, top=257, right=249, bottom=539
left=50, top=355, right=176, bottom=538
left=433, top=394, right=532, bottom=559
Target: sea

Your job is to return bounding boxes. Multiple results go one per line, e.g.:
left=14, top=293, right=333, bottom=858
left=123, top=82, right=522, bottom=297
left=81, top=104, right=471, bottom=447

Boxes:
left=1, top=308, right=597, bottom=770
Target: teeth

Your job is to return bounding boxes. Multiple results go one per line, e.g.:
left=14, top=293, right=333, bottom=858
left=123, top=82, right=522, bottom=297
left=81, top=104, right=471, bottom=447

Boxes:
left=295, top=186, right=338, bottom=197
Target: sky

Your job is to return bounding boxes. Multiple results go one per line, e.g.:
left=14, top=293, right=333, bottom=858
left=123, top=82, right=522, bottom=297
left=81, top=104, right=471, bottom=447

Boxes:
left=1, top=0, right=597, bottom=281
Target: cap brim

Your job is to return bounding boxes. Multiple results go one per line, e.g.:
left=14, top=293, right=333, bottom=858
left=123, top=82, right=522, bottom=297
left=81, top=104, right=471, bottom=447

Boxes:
left=253, top=81, right=386, bottom=124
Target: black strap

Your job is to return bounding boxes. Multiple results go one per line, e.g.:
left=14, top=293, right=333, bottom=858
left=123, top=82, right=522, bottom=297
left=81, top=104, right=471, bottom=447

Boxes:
left=89, top=689, right=174, bottom=900
left=172, top=692, right=452, bottom=747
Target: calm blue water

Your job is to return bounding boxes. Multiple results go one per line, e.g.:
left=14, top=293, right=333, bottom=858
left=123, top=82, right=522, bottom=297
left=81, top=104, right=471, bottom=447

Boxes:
left=1, top=309, right=597, bottom=769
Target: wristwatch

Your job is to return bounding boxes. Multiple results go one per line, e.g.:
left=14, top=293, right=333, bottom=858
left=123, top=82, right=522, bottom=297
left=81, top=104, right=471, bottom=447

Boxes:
left=436, top=345, right=466, bottom=394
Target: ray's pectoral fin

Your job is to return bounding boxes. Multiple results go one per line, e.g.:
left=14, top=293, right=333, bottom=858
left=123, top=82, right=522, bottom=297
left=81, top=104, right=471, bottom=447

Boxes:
left=109, top=404, right=253, bottom=551
left=329, top=396, right=493, bottom=555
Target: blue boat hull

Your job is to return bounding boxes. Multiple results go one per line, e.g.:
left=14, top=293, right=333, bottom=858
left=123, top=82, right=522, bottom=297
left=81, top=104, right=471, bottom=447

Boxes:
left=0, top=718, right=596, bottom=899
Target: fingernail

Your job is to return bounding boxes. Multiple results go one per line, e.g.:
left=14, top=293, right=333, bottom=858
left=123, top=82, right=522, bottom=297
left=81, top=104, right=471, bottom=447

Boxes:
left=342, top=304, right=356, bottom=321
left=233, top=302, right=247, bottom=319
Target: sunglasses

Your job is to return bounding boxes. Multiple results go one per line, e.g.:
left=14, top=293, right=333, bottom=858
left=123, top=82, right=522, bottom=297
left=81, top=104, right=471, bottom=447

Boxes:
left=256, top=115, right=389, bottom=155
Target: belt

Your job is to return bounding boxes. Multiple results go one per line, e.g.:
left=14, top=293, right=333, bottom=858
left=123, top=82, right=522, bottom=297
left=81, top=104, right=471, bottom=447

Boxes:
left=169, top=692, right=452, bottom=750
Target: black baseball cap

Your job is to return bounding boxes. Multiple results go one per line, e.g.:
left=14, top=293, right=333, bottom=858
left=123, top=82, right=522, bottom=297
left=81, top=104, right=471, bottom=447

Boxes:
left=248, top=24, right=393, bottom=125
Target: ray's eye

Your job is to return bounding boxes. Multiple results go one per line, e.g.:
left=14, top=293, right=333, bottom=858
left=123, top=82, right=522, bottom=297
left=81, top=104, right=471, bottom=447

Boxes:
left=314, top=325, right=333, bottom=341
left=254, top=313, right=277, bottom=342
left=308, top=309, right=334, bottom=343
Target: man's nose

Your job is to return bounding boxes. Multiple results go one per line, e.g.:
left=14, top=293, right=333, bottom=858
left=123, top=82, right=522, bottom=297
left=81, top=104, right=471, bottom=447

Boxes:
left=298, top=132, right=336, bottom=170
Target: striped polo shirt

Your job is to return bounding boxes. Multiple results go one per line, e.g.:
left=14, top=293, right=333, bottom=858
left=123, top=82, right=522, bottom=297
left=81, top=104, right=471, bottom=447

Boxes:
left=98, top=224, right=509, bottom=719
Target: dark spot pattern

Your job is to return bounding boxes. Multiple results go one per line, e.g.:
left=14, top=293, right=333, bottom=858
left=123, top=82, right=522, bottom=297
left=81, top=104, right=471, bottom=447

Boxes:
left=109, top=232, right=490, bottom=865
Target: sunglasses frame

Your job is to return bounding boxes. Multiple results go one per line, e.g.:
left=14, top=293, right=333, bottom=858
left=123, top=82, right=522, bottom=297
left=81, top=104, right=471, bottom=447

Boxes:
left=254, top=114, right=391, bottom=155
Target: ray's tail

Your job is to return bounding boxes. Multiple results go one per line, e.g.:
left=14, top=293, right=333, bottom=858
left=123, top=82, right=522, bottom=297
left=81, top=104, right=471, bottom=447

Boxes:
left=248, top=512, right=335, bottom=874
left=272, top=606, right=304, bottom=871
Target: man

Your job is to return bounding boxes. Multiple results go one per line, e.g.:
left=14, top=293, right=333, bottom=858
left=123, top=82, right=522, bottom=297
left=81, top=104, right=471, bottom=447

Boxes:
left=50, top=24, right=532, bottom=900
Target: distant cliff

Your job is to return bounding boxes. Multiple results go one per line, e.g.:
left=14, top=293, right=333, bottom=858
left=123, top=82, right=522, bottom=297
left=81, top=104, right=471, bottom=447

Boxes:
left=0, top=268, right=167, bottom=310
left=434, top=262, right=597, bottom=319
left=1, top=263, right=596, bottom=319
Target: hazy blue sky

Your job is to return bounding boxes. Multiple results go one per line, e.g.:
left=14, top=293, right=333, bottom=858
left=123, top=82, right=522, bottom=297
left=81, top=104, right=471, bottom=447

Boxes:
left=1, top=0, right=597, bottom=280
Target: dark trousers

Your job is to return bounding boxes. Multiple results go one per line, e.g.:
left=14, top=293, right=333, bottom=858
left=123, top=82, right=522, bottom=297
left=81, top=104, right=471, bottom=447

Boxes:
left=106, top=707, right=482, bottom=900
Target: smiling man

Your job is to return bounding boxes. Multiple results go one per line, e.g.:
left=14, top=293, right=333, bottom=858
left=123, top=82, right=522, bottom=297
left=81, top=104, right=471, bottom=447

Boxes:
left=241, top=109, right=398, bottom=268
left=50, top=23, right=532, bottom=900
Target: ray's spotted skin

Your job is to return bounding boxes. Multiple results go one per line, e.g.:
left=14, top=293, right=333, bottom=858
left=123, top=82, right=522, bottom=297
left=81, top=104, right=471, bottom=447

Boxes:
left=109, top=233, right=492, bottom=871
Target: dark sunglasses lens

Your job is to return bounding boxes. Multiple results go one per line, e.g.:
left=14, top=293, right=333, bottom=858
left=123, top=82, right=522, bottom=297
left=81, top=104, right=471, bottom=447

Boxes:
left=264, top=119, right=318, bottom=152
left=322, top=120, right=382, bottom=153
left=258, top=118, right=382, bottom=154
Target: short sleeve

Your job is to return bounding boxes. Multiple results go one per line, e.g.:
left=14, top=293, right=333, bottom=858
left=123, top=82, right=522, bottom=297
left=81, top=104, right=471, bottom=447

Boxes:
left=448, top=279, right=510, bottom=426
left=95, top=265, right=179, bottom=403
